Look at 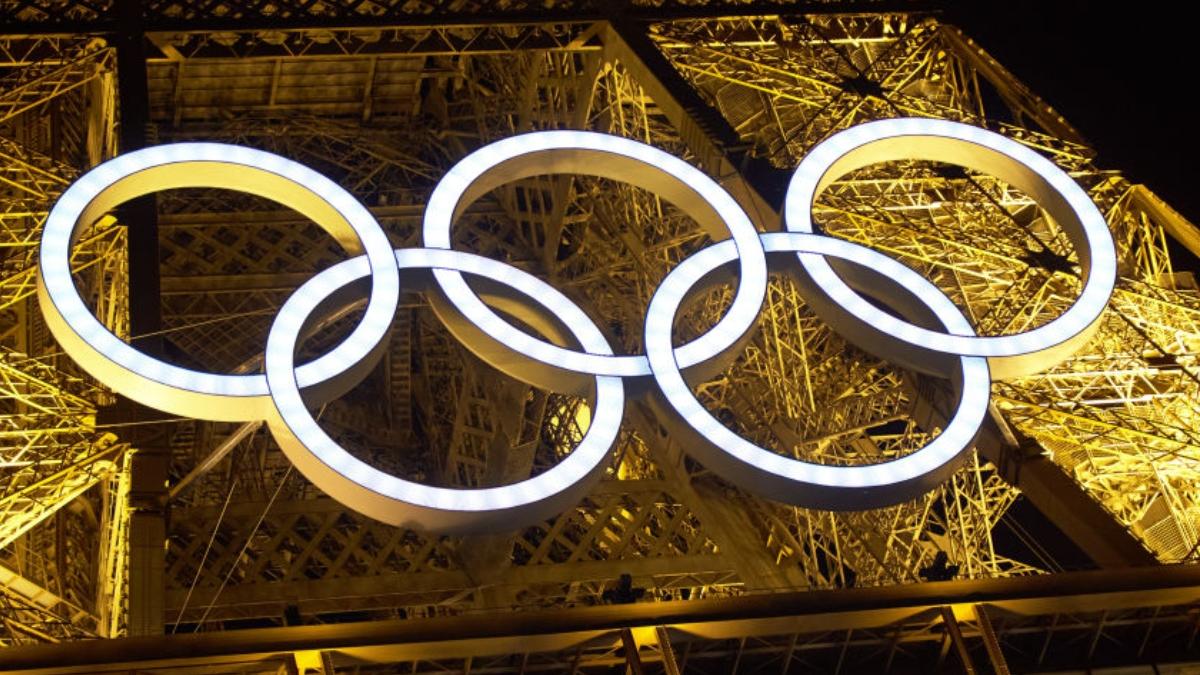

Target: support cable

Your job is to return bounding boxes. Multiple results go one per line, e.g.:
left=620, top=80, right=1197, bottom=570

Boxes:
left=170, top=473, right=239, bottom=633
left=191, top=464, right=293, bottom=629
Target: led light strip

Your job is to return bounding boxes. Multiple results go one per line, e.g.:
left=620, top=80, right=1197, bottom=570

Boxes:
left=36, top=120, right=1118, bottom=532
left=644, top=232, right=990, bottom=510
left=36, top=143, right=399, bottom=422
left=264, top=250, right=623, bottom=532
left=421, top=130, right=767, bottom=385
left=783, top=118, right=1118, bottom=379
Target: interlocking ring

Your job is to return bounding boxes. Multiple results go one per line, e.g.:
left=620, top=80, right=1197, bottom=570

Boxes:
left=37, top=119, right=1118, bottom=533
left=784, top=118, right=1117, bottom=379
left=37, top=143, right=400, bottom=422
left=265, top=251, right=624, bottom=532
left=421, top=130, right=767, bottom=391
left=645, top=232, right=990, bottom=511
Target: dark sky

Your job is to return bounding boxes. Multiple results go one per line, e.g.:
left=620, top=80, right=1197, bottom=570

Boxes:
left=949, top=3, right=1199, bottom=230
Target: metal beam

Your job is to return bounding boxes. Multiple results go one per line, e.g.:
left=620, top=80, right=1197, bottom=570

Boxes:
left=1129, top=183, right=1200, bottom=261
left=0, top=3, right=939, bottom=38
left=606, top=13, right=1156, bottom=570
left=940, top=607, right=976, bottom=674
left=938, top=24, right=1086, bottom=146
left=656, top=625, right=682, bottom=675
left=973, top=604, right=1011, bottom=675
left=601, top=19, right=789, bottom=221
left=166, top=422, right=260, bottom=501
left=146, top=24, right=601, bottom=61
left=978, top=412, right=1158, bottom=568
left=0, top=441, right=124, bottom=549
left=114, top=0, right=169, bottom=638
left=167, top=550, right=732, bottom=622
left=631, top=411, right=805, bottom=592
left=4, top=565, right=1200, bottom=674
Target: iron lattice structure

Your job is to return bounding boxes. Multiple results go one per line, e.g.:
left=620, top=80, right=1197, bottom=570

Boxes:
left=1, top=2, right=1199, bottom=673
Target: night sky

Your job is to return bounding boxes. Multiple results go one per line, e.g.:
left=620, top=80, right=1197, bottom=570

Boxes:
left=951, top=3, right=1200, bottom=235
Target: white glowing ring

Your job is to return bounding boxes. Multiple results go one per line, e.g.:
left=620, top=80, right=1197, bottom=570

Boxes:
left=784, top=118, right=1117, bottom=380
left=264, top=248, right=623, bottom=532
left=422, top=130, right=767, bottom=382
left=35, top=143, right=400, bottom=422
left=35, top=122, right=1120, bottom=531
left=645, top=232, right=990, bottom=510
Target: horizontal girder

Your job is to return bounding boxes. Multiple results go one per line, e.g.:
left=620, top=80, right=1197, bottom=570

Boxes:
left=1, top=565, right=1199, bottom=673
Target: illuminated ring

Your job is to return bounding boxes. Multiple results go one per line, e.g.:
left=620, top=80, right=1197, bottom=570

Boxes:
left=784, top=118, right=1118, bottom=380
left=264, top=248, right=624, bottom=532
left=422, top=130, right=767, bottom=387
left=36, top=143, right=400, bottom=422
left=34, top=122, right=1118, bottom=531
left=645, top=232, right=990, bottom=510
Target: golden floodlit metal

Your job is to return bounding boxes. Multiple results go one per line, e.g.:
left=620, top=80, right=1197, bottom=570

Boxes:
left=36, top=120, right=1117, bottom=533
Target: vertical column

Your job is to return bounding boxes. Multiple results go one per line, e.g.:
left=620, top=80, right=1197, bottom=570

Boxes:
left=115, top=3, right=159, bottom=332
left=974, top=604, right=1012, bottom=675
left=113, top=0, right=167, bottom=636
left=940, top=606, right=977, bottom=674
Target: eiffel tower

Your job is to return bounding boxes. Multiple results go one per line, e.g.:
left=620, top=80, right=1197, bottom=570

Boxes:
left=0, top=2, right=1198, bottom=673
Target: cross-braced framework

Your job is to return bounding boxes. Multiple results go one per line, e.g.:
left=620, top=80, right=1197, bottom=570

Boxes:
left=1, top=2, right=1199, bottom=672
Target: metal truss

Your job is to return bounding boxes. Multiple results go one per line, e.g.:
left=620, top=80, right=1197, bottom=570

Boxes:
left=3, top=565, right=1200, bottom=674
left=1, top=1, right=933, bottom=33
left=1, top=3, right=1199, bottom=671
left=645, top=13, right=1199, bottom=565
left=0, top=27, right=131, bottom=647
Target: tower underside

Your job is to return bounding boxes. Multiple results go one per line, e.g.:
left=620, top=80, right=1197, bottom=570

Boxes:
left=1, top=2, right=1199, bottom=673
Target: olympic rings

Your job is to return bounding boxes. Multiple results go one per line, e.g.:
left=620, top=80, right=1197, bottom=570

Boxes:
left=784, top=118, right=1117, bottom=380
left=645, top=232, right=990, bottom=511
left=36, top=119, right=1118, bottom=533
left=265, top=250, right=624, bottom=532
left=36, top=143, right=400, bottom=422
left=421, top=130, right=767, bottom=389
